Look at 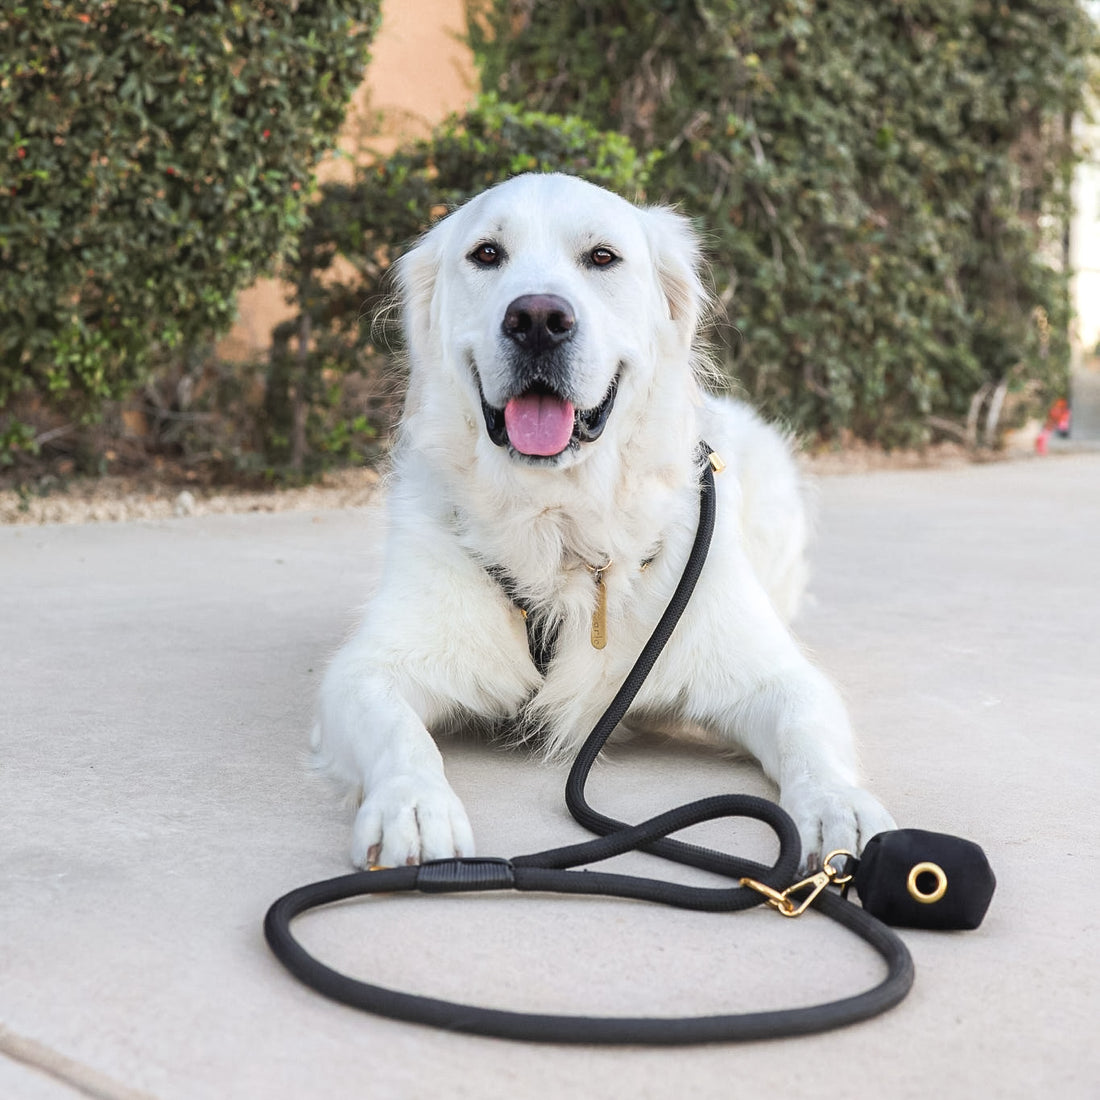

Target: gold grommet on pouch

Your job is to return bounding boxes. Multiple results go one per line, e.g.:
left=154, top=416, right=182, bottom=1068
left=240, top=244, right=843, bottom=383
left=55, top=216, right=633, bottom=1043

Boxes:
left=906, top=861, right=948, bottom=904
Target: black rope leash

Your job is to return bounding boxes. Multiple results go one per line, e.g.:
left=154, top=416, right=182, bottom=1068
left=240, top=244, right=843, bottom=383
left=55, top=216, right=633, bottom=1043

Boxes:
left=264, top=446, right=928, bottom=1044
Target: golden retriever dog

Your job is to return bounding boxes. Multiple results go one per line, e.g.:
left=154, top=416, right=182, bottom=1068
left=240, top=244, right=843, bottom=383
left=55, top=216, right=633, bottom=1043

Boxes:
left=313, top=173, right=894, bottom=870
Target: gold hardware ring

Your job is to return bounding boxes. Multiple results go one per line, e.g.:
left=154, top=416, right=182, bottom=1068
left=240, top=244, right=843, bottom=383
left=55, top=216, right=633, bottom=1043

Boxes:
left=906, top=861, right=948, bottom=904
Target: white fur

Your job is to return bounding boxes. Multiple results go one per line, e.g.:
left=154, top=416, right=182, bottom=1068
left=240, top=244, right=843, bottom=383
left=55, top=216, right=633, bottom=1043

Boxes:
left=314, top=173, right=895, bottom=870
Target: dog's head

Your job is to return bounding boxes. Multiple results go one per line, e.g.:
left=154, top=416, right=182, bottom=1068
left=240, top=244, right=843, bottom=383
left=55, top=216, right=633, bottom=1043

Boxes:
left=395, top=173, right=706, bottom=469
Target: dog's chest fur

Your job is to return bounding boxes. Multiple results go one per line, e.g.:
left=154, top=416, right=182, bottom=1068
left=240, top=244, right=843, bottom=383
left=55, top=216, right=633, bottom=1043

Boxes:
left=434, top=459, right=702, bottom=750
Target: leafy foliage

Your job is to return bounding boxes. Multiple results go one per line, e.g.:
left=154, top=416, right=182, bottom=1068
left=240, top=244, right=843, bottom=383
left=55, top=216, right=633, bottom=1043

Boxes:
left=468, top=0, right=1097, bottom=445
left=0, top=0, right=380, bottom=462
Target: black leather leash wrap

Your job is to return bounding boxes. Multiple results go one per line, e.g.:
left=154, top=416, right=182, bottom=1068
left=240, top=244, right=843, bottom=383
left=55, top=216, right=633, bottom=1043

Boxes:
left=264, top=445, right=919, bottom=1044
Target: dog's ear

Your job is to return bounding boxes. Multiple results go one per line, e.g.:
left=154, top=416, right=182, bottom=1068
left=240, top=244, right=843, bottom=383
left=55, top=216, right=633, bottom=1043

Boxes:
left=393, top=224, right=444, bottom=363
left=642, top=205, right=707, bottom=343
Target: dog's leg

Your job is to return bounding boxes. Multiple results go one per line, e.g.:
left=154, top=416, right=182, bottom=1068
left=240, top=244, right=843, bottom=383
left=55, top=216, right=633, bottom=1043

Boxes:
left=313, top=529, right=539, bottom=868
left=715, top=659, right=896, bottom=868
left=315, top=643, right=476, bottom=868
left=668, top=557, right=894, bottom=868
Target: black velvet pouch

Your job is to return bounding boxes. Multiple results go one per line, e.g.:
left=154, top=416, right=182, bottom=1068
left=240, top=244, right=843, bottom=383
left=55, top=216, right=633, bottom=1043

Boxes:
left=852, top=829, right=996, bottom=930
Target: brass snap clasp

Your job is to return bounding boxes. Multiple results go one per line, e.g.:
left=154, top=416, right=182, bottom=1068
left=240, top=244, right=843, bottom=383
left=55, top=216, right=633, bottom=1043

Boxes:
left=740, top=849, right=856, bottom=917
left=906, top=861, right=948, bottom=904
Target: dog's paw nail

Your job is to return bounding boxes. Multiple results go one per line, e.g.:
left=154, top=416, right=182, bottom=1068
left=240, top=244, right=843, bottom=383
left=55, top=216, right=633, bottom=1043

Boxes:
left=367, top=844, right=381, bottom=865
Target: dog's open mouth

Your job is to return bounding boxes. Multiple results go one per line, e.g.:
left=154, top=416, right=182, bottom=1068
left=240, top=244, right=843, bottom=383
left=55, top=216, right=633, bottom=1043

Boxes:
left=479, top=375, right=619, bottom=458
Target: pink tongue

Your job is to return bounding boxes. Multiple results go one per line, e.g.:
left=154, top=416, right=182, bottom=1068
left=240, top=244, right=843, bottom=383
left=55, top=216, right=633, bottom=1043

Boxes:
left=503, top=393, right=576, bottom=456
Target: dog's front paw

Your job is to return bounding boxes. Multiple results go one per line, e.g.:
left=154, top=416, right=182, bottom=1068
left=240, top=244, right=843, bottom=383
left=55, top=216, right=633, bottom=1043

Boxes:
left=780, top=780, right=896, bottom=872
left=351, top=773, right=476, bottom=868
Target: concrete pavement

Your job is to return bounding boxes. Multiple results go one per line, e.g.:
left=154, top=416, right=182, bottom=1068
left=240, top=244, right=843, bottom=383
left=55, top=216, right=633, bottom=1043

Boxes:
left=1071, top=358, right=1100, bottom=441
left=2, top=454, right=1098, bottom=1099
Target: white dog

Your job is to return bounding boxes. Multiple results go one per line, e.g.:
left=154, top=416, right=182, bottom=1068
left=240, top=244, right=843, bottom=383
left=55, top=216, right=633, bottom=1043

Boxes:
left=314, top=173, right=895, bottom=871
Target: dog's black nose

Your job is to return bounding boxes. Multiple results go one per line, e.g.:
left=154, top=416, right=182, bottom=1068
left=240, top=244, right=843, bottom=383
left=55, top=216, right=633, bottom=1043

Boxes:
left=502, top=294, right=575, bottom=354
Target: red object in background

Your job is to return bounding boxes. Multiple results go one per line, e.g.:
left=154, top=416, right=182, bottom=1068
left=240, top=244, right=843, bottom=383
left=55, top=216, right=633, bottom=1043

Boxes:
left=1046, top=398, right=1071, bottom=435
left=1037, top=397, right=1071, bottom=454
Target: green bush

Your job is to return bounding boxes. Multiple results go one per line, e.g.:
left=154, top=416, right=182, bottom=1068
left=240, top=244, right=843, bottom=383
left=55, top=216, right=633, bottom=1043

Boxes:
left=469, top=0, right=1097, bottom=446
left=266, top=96, right=651, bottom=471
left=0, top=0, right=380, bottom=463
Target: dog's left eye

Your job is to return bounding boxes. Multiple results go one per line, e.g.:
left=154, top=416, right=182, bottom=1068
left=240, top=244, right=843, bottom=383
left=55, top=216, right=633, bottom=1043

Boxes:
left=589, top=246, right=619, bottom=268
left=470, top=242, right=502, bottom=267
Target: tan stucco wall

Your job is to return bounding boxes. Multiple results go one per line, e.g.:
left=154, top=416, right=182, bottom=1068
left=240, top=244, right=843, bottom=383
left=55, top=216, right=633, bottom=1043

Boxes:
left=217, top=0, right=474, bottom=361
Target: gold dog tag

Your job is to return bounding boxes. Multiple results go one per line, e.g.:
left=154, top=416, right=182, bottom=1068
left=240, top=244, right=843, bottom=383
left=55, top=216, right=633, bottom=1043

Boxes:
left=590, top=561, right=610, bottom=650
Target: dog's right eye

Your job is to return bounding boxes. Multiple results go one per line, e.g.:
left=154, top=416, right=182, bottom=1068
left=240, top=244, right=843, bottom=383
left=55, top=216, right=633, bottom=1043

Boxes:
left=469, top=242, right=502, bottom=267
left=589, top=246, right=618, bottom=267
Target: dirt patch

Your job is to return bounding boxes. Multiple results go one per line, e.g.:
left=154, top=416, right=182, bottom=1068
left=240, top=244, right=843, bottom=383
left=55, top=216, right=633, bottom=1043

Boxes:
left=800, top=438, right=988, bottom=475
left=1, top=465, right=382, bottom=526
